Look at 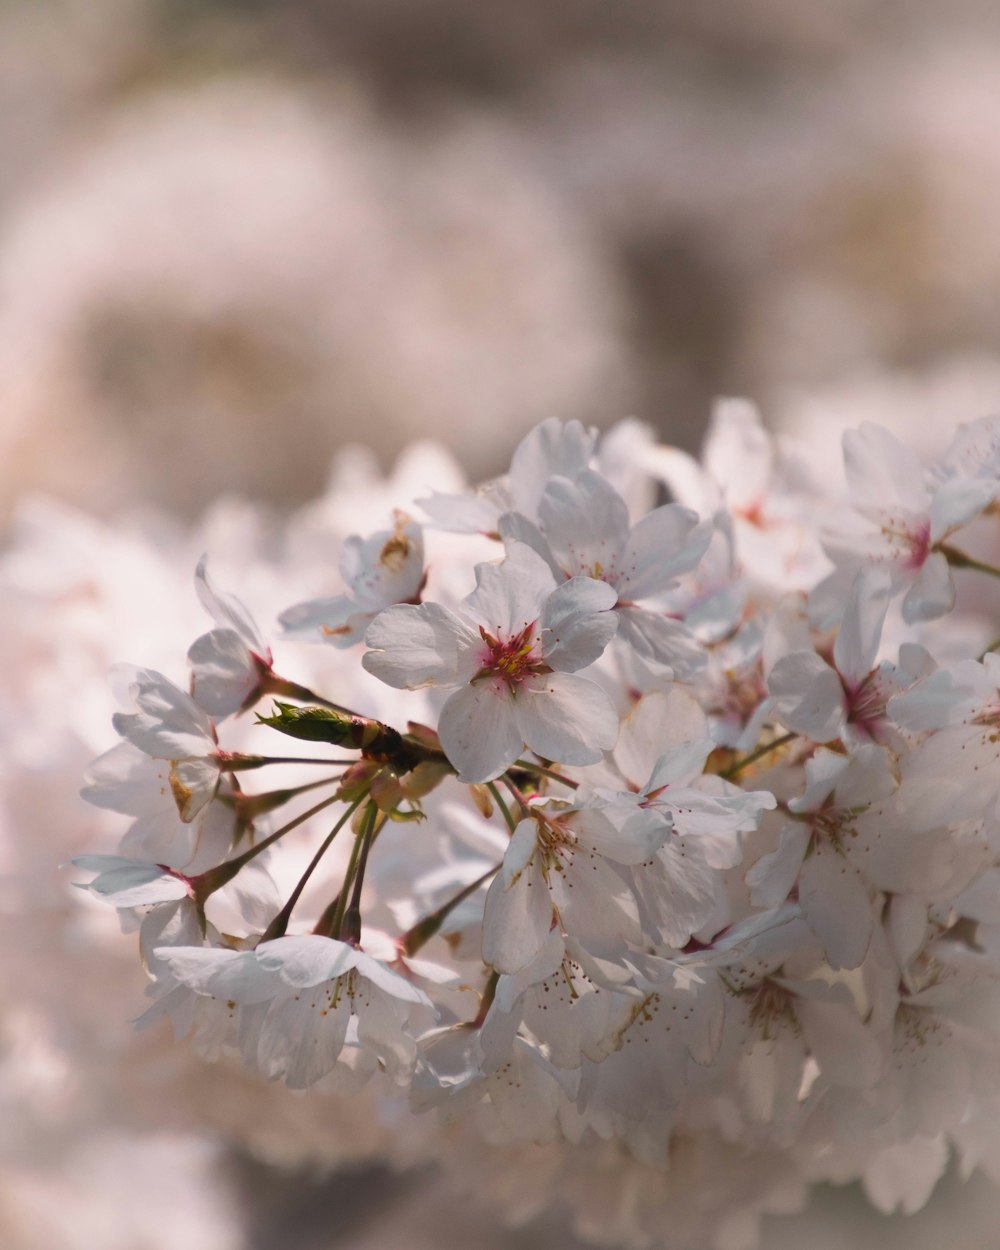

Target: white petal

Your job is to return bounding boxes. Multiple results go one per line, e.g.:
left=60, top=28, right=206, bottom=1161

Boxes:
left=620, top=504, right=710, bottom=599
left=363, top=602, right=480, bottom=689
left=464, top=542, right=555, bottom=637
left=188, top=628, right=258, bottom=718
left=929, top=477, right=997, bottom=542
left=536, top=469, right=630, bottom=577
left=614, top=607, right=705, bottom=677
left=833, top=566, right=891, bottom=688
left=843, top=422, right=930, bottom=519
left=515, top=672, right=618, bottom=765
left=482, top=859, right=554, bottom=974
left=73, top=855, right=190, bottom=908
left=745, top=823, right=809, bottom=909
left=508, top=418, right=597, bottom=518
left=901, top=551, right=954, bottom=622
left=254, top=935, right=359, bottom=987
left=540, top=575, right=618, bottom=671
left=799, top=839, right=874, bottom=969
left=768, top=650, right=845, bottom=742
left=437, top=682, right=524, bottom=782
left=168, top=757, right=220, bottom=823
left=194, top=555, right=267, bottom=652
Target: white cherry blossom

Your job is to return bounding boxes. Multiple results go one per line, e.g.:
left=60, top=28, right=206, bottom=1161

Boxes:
left=363, top=541, right=619, bottom=782
left=279, top=512, right=425, bottom=647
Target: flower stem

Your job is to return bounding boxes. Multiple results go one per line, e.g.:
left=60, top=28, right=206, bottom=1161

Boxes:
left=219, top=754, right=361, bottom=770
left=486, top=782, right=517, bottom=833
left=260, top=795, right=366, bottom=941
left=940, top=544, right=1000, bottom=580
left=192, top=789, right=346, bottom=907
left=400, top=865, right=500, bottom=957
left=260, top=670, right=359, bottom=716
left=325, top=800, right=377, bottom=942
left=719, top=731, right=798, bottom=779
left=511, top=759, right=579, bottom=789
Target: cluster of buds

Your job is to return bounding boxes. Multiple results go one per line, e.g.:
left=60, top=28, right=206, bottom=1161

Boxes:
left=75, top=407, right=1000, bottom=1248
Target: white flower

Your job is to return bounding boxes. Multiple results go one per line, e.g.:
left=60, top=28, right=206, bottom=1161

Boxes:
left=363, top=542, right=619, bottom=782
left=110, top=667, right=222, bottom=821
left=279, top=512, right=425, bottom=647
left=155, top=934, right=433, bottom=1090
left=815, top=421, right=998, bottom=625
left=418, top=417, right=597, bottom=535
left=499, top=467, right=711, bottom=676
left=187, top=555, right=273, bottom=719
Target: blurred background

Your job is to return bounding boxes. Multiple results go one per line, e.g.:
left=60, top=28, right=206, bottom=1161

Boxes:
left=6, top=1, right=1000, bottom=1247
left=6, top=0, right=1000, bottom=522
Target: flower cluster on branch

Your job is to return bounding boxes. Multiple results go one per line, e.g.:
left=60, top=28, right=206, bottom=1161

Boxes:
left=74, top=408, right=1000, bottom=1247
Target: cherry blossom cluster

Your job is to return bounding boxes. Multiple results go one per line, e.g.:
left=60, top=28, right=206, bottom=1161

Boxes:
left=75, top=406, right=1000, bottom=1248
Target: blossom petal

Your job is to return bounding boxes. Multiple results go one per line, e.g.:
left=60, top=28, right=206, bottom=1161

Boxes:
left=363, top=602, right=480, bottom=689
left=437, top=682, right=524, bottom=782
left=515, top=673, right=618, bottom=765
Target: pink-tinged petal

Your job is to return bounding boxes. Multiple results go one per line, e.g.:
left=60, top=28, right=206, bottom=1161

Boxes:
left=614, top=607, right=705, bottom=677
left=705, top=395, right=775, bottom=502
left=540, top=575, right=618, bottom=671
left=620, top=504, right=710, bottom=599
left=482, top=858, right=554, bottom=974
left=833, top=566, right=891, bottom=688
left=363, top=602, right=480, bottom=689
left=194, top=555, right=267, bottom=652
left=798, top=839, right=874, bottom=970
left=649, top=445, right=721, bottom=516
left=901, top=550, right=954, bottom=622
left=536, top=470, right=630, bottom=576
left=929, top=477, right=997, bottom=542
left=437, top=682, right=523, bottom=783
left=464, top=542, right=555, bottom=637
left=188, top=628, right=258, bottom=718
left=703, top=397, right=772, bottom=510
left=768, top=650, right=845, bottom=742
left=843, top=422, right=930, bottom=519
left=73, top=855, right=191, bottom=908
left=515, top=672, right=618, bottom=765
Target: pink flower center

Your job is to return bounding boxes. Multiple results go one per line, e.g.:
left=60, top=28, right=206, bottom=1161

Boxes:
left=475, top=621, right=547, bottom=688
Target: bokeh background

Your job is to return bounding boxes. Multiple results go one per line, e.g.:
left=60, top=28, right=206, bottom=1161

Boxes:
left=6, top=1, right=1000, bottom=1247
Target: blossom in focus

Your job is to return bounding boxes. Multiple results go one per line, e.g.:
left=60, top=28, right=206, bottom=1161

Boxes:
left=363, top=541, right=619, bottom=781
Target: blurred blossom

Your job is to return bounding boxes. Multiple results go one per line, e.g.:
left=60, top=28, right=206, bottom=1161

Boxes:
left=0, top=79, right=630, bottom=518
